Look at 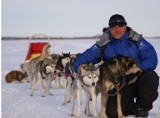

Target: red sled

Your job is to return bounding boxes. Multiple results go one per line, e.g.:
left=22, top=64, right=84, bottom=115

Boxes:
left=25, top=34, right=50, bottom=61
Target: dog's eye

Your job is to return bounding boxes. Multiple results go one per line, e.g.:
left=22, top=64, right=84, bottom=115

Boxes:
left=127, top=62, right=134, bottom=68
left=51, top=65, right=54, bottom=68
left=88, top=76, right=92, bottom=79
left=93, top=75, right=97, bottom=79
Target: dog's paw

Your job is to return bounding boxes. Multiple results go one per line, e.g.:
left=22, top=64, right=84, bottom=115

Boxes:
left=101, top=115, right=107, bottom=118
left=49, top=93, right=54, bottom=96
left=41, top=95, right=45, bottom=97
left=118, top=114, right=124, bottom=118
left=94, top=116, right=99, bottom=118
left=69, top=113, right=74, bottom=117
left=84, top=108, right=92, bottom=117
left=86, top=114, right=92, bottom=117
left=30, top=94, right=33, bottom=96
left=62, top=102, right=67, bottom=106
left=118, top=115, right=125, bottom=118
left=67, top=100, right=71, bottom=103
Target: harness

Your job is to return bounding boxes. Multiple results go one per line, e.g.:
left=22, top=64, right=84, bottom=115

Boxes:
left=98, top=58, right=127, bottom=96
left=39, top=61, right=51, bottom=79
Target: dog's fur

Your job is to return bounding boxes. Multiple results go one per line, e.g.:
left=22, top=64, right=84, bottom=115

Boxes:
left=5, top=70, right=28, bottom=83
left=30, top=58, right=55, bottom=97
left=69, top=64, right=100, bottom=118
left=63, top=53, right=80, bottom=105
left=99, top=55, right=142, bottom=118
left=54, top=52, right=71, bottom=88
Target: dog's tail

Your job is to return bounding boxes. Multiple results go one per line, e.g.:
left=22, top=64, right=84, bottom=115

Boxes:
left=41, top=43, right=51, bottom=59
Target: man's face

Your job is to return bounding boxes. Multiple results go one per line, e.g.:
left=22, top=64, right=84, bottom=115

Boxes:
left=110, top=25, right=126, bottom=39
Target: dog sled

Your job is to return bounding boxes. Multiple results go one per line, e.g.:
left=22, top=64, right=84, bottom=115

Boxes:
left=25, top=34, right=50, bottom=61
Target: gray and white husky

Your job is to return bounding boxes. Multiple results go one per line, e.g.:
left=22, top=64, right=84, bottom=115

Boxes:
left=30, top=58, right=55, bottom=97
left=69, top=64, right=100, bottom=118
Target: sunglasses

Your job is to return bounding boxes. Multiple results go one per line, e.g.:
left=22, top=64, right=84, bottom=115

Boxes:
left=109, top=19, right=126, bottom=27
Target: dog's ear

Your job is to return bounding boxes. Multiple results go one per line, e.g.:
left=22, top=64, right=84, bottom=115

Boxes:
left=95, top=68, right=100, bottom=76
left=80, top=66, right=86, bottom=75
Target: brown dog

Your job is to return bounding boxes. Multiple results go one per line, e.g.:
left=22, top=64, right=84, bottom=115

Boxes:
left=99, top=55, right=142, bottom=118
left=5, top=70, right=28, bottom=83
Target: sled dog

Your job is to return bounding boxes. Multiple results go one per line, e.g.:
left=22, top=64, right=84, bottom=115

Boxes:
left=54, top=52, right=71, bottom=88
left=69, top=64, right=100, bottom=118
left=63, top=53, right=80, bottom=105
left=30, top=58, right=55, bottom=97
left=5, top=70, right=28, bottom=83
left=99, top=55, right=142, bottom=118
left=20, top=43, right=52, bottom=83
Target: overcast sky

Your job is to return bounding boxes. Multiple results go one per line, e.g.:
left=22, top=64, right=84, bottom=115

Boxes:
left=2, top=0, right=160, bottom=37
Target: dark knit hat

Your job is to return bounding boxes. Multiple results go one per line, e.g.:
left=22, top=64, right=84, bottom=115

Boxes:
left=108, top=14, right=127, bottom=27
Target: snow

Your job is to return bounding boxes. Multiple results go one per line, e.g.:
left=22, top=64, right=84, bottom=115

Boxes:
left=2, top=39, right=160, bottom=118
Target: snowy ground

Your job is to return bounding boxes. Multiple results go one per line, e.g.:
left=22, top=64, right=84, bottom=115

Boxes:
left=2, top=39, right=160, bottom=118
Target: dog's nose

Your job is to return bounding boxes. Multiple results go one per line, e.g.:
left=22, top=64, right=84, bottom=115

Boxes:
left=92, top=82, right=95, bottom=86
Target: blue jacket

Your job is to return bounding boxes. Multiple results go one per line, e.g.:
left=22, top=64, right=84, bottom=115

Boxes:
left=74, top=31, right=158, bottom=73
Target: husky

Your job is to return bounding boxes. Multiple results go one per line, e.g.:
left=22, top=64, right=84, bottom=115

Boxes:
left=20, top=43, right=52, bottom=84
left=30, top=58, right=55, bottom=97
left=69, top=64, right=100, bottom=118
left=49, top=53, right=60, bottom=88
left=99, top=55, right=142, bottom=118
left=5, top=70, right=28, bottom=83
left=63, top=53, right=80, bottom=105
left=54, top=52, right=71, bottom=88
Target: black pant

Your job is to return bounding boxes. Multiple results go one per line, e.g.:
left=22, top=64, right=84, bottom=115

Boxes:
left=106, top=70, right=159, bottom=118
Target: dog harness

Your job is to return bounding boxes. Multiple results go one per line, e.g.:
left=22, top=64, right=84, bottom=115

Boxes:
left=39, top=61, right=51, bottom=79
left=99, top=58, right=126, bottom=96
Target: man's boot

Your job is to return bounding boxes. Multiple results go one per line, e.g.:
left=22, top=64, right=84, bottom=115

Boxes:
left=135, top=108, right=149, bottom=117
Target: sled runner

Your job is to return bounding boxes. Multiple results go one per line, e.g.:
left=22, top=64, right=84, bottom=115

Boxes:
left=25, top=34, right=50, bottom=61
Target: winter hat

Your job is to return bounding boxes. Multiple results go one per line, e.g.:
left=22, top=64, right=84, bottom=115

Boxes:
left=108, top=14, right=127, bottom=27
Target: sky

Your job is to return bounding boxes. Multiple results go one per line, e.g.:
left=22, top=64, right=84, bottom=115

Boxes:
left=2, top=0, right=160, bottom=37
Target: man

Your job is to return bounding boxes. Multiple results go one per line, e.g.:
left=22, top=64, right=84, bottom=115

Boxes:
left=73, top=14, right=159, bottom=117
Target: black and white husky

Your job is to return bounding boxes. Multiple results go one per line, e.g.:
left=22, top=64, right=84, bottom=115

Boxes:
left=54, top=52, right=71, bottom=88
left=30, top=58, right=55, bottom=97
left=69, top=64, right=100, bottom=118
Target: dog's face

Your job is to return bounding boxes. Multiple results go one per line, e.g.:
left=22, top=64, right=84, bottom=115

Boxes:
left=80, top=65, right=100, bottom=87
left=61, top=52, right=71, bottom=67
left=43, top=58, right=56, bottom=73
left=51, top=54, right=59, bottom=63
